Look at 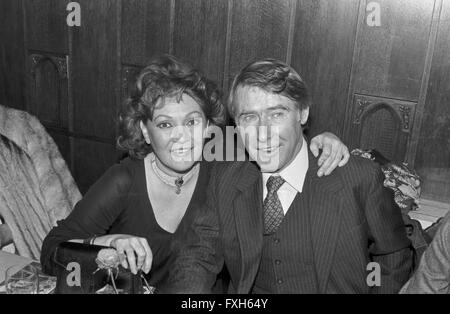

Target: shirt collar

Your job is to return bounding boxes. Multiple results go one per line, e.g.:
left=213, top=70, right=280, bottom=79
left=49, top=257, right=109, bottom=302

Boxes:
left=262, top=137, right=309, bottom=193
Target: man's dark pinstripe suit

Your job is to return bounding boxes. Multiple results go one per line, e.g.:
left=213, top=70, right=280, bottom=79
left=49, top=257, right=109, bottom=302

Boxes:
left=167, top=150, right=414, bottom=294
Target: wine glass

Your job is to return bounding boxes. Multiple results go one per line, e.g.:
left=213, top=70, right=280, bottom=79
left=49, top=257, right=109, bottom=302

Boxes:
left=5, top=264, right=38, bottom=294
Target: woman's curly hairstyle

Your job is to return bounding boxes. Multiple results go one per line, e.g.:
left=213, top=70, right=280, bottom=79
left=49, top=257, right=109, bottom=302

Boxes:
left=117, top=54, right=227, bottom=159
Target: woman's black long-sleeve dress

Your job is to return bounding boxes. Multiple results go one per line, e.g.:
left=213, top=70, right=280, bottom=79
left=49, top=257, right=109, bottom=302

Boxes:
left=40, top=157, right=212, bottom=287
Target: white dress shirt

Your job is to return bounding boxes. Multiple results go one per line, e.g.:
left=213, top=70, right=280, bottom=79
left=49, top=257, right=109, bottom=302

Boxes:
left=262, top=137, right=309, bottom=214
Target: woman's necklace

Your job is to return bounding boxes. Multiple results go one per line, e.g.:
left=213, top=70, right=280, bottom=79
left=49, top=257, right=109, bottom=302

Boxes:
left=149, top=154, right=199, bottom=195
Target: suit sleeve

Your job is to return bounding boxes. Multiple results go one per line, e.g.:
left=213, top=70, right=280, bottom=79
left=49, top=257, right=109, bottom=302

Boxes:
left=364, top=164, right=414, bottom=294
left=40, top=163, right=132, bottom=275
left=163, top=164, right=224, bottom=293
left=400, top=212, right=450, bottom=293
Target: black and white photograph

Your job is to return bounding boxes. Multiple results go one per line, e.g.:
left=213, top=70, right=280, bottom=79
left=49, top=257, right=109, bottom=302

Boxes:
left=0, top=0, right=449, bottom=299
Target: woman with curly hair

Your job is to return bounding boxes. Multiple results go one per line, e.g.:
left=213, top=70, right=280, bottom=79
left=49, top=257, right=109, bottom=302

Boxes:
left=40, top=55, right=348, bottom=288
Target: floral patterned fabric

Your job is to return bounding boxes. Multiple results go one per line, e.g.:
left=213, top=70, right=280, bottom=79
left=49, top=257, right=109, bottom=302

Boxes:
left=351, top=149, right=421, bottom=214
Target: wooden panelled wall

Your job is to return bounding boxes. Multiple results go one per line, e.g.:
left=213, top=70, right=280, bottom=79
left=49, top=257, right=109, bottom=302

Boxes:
left=0, top=0, right=449, bottom=202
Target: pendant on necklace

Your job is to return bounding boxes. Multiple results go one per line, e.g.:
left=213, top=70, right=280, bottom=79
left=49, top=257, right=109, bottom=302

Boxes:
left=175, top=177, right=184, bottom=194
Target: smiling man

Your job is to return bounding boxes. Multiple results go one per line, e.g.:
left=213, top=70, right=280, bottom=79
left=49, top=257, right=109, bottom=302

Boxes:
left=167, top=59, right=413, bottom=294
left=233, top=84, right=309, bottom=174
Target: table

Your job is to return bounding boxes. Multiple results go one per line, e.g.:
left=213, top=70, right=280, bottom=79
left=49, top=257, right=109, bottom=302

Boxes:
left=409, top=198, right=450, bottom=229
left=0, top=250, right=32, bottom=284
left=0, top=250, right=55, bottom=293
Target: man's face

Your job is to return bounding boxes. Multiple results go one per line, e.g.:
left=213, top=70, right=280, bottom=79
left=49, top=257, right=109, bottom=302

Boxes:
left=234, top=86, right=309, bottom=173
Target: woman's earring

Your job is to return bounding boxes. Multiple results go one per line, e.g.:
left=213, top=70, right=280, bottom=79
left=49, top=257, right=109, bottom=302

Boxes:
left=139, top=121, right=151, bottom=144
left=203, top=120, right=211, bottom=137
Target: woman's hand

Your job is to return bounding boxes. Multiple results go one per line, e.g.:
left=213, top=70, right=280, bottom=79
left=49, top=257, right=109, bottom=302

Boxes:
left=310, top=132, right=350, bottom=177
left=95, top=234, right=153, bottom=275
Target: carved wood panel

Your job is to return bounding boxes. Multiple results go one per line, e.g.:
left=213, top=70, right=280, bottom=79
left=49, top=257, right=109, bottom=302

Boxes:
left=121, top=64, right=143, bottom=103
left=28, top=52, right=68, bottom=129
left=349, top=94, right=417, bottom=163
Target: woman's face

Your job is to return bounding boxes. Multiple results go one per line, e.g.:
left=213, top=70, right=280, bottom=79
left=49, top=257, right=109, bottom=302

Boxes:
left=140, top=94, right=208, bottom=175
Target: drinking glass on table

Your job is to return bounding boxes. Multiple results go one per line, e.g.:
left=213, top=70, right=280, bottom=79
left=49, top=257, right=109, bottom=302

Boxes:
left=5, top=264, right=38, bottom=294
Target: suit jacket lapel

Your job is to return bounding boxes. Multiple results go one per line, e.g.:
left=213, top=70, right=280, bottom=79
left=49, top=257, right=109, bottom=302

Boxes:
left=231, top=148, right=345, bottom=293
left=305, top=150, right=345, bottom=292
left=233, top=162, right=264, bottom=293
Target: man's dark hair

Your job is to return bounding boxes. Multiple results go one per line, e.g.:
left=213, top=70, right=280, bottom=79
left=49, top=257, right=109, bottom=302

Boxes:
left=228, top=59, right=311, bottom=118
